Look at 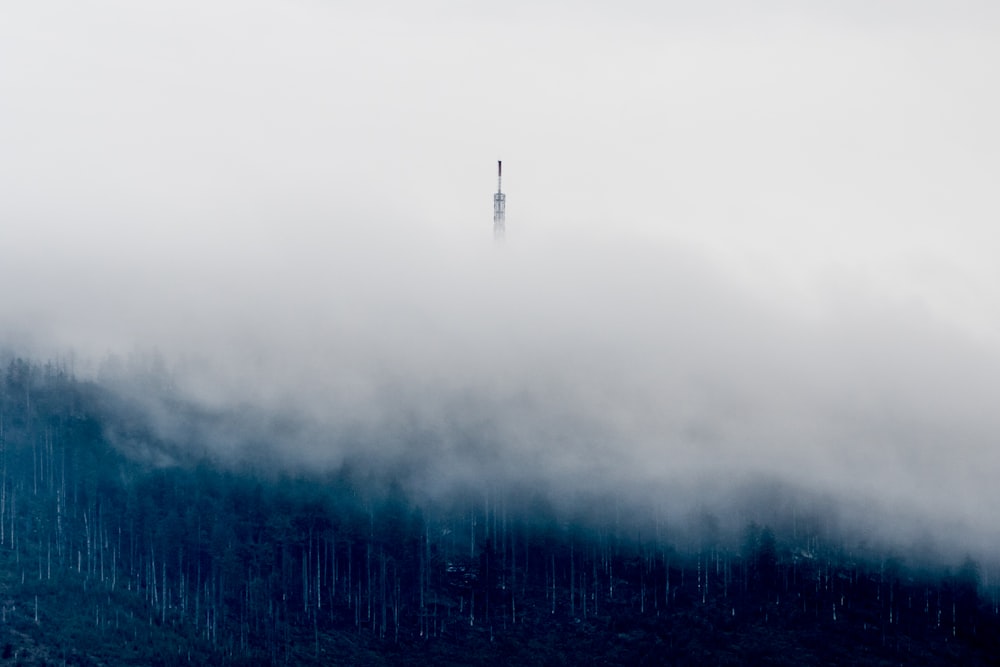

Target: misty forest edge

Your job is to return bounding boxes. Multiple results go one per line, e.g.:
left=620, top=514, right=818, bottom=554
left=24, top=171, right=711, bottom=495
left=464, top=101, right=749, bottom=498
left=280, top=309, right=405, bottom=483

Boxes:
left=0, top=355, right=996, bottom=665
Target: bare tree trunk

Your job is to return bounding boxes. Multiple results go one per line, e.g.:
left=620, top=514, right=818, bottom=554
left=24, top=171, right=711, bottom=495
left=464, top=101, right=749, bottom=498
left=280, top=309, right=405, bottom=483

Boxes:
left=570, top=544, right=575, bottom=618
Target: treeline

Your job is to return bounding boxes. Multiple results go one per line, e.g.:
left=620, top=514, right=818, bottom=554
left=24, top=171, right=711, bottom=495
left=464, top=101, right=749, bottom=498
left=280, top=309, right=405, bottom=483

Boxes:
left=0, top=356, right=998, bottom=665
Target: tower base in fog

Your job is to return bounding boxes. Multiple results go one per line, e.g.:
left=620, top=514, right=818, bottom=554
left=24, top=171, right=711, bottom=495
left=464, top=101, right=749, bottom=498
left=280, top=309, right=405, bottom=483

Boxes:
left=493, top=160, right=505, bottom=240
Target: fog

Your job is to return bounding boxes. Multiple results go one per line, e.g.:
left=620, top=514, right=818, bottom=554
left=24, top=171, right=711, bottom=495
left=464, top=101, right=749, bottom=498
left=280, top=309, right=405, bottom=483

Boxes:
left=2, top=1, right=1000, bottom=559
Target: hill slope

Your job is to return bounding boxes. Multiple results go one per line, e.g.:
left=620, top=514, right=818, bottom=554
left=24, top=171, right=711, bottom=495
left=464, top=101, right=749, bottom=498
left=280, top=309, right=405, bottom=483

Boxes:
left=0, top=357, right=997, bottom=665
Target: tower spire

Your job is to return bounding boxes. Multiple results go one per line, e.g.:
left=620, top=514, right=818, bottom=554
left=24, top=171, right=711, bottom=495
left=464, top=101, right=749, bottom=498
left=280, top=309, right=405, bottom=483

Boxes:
left=493, top=160, right=506, bottom=240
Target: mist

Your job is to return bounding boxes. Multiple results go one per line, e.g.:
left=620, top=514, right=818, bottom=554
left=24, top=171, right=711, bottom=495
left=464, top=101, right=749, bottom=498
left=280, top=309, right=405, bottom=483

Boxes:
left=2, top=0, right=1000, bottom=561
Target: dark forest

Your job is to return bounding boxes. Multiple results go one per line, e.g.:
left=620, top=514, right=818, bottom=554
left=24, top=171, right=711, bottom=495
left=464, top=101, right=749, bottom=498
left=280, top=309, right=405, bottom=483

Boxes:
left=0, top=357, right=997, bottom=666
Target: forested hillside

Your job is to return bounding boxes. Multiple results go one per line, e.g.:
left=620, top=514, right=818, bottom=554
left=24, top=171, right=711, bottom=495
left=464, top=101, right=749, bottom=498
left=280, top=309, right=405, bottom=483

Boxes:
left=0, top=357, right=997, bottom=665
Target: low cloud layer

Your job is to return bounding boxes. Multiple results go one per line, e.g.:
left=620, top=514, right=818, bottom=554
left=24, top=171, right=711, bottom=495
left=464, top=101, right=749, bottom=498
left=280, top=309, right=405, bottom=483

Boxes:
left=7, top=226, right=999, bottom=559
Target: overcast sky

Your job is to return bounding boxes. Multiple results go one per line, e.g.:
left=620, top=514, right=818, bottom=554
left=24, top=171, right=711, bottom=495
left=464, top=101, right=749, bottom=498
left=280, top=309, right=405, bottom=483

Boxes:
left=2, top=1, right=1000, bottom=555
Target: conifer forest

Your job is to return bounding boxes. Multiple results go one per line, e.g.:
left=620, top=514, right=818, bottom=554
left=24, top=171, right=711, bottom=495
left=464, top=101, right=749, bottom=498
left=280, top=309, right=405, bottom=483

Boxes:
left=0, top=356, right=996, bottom=666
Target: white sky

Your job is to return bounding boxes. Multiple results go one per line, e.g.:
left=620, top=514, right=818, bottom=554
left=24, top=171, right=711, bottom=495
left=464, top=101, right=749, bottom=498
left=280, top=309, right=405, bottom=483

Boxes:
left=2, top=0, right=1000, bottom=554
left=3, top=1, right=998, bottom=322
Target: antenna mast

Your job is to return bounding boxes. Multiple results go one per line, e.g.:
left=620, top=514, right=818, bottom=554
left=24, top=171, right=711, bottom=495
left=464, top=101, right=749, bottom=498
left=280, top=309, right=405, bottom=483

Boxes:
left=493, top=160, right=506, bottom=240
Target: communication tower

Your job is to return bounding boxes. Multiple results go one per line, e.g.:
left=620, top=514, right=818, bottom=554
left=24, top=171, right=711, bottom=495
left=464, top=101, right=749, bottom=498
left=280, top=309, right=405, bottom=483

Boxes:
left=493, top=160, right=505, bottom=240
